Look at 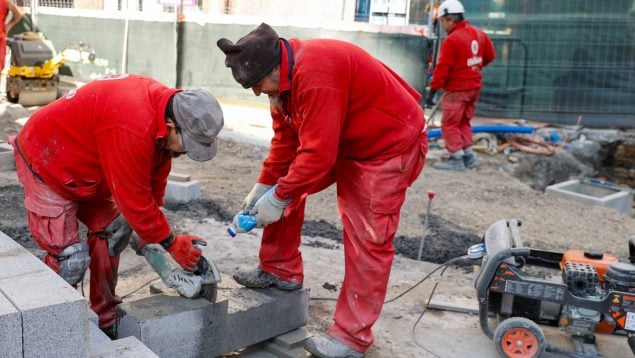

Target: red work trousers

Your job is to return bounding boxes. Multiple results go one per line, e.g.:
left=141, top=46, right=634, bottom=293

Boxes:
left=13, top=148, right=121, bottom=329
left=260, top=132, right=428, bottom=352
left=440, top=89, right=480, bottom=153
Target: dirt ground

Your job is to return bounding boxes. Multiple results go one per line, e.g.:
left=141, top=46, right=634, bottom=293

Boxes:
left=1, top=100, right=634, bottom=357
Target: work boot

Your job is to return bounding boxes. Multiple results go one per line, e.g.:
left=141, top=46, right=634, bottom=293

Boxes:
left=304, top=334, right=364, bottom=358
left=101, top=323, right=118, bottom=340
left=233, top=267, right=302, bottom=291
left=463, top=152, right=478, bottom=169
left=433, top=156, right=465, bottom=171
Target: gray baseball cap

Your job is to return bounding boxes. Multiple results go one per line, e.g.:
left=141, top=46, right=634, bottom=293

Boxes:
left=172, top=89, right=224, bottom=162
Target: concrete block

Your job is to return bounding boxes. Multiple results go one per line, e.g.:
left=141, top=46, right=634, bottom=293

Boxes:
left=0, top=292, right=22, bottom=358
left=88, top=308, right=99, bottom=325
left=224, top=288, right=310, bottom=353
left=0, top=142, right=15, bottom=172
left=242, top=350, right=278, bottom=358
left=89, top=336, right=159, bottom=358
left=546, top=179, right=633, bottom=216
left=0, top=230, right=89, bottom=358
left=0, top=230, right=51, bottom=280
left=0, top=271, right=89, bottom=358
left=272, top=328, right=311, bottom=349
left=264, top=341, right=308, bottom=358
left=117, top=294, right=228, bottom=358
left=168, top=172, right=191, bottom=182
left=118, top=288, right=309, bottom=357
left=88, top=320, right=112, bottom=348
left=163, top=179, right=200, bottom=204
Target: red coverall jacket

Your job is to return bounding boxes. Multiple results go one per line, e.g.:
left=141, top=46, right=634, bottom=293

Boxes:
left=18, top=74, right=179, bottom=244
left=430, top=20, right=495, bottom=92
left=258, top=38, right=425, bottom=200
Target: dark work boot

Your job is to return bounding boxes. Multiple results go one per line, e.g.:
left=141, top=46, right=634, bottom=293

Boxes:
left=433, top=156, right=465, bottom=171
left=233, top=267, right=302, bottom=291
left=304, top=334, right=364, bottom=358
left=101, top=323, right=118, bottom=340
left=463, top=152, right=478, bottom=169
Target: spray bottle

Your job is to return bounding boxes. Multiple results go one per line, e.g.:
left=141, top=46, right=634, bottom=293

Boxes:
left=227, top=185, right=288, bottom=237
left=226, top=213, right=257, bottom=237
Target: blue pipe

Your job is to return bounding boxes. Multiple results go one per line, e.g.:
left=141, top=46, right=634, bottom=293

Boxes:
left=427, top=125, right=534, bottom=139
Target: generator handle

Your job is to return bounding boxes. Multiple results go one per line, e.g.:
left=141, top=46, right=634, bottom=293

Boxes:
left=476, top=247, right=530, bottom=339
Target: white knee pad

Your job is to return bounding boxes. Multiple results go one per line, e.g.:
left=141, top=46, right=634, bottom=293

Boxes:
left=58, top=242, right=90, bottom=285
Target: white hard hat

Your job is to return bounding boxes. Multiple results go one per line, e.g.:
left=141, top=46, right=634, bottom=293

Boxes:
left=437, top=0, right=465, bottom=18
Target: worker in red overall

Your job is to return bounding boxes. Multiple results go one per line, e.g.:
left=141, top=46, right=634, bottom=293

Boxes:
left=426, top=0, right=495, bottom=171
left=10, top=74, right=223, bottom=339
left=217, top=23, right=427, bottom=357
left=0, top=0, right=23, bottom=75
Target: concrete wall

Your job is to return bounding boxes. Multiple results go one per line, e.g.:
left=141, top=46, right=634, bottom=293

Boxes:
left=37, top=14, right=427, bottom=100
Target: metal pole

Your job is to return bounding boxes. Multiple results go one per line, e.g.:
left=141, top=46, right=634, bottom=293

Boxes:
left=417, top=191, right=436, bottom=261
left=175, top=0, right=184, bottom=88
left=121, top=0, right=129, bottom=74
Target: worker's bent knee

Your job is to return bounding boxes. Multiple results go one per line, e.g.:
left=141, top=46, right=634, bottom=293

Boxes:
left=58, top=242, right=90, bottom=285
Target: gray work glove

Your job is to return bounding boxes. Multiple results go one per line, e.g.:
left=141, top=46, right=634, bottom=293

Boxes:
left=242, top=183, right=273, bottom=212
left=249, top=185, right=289, bottom=227
left=102, top=214, right=133, bottom=257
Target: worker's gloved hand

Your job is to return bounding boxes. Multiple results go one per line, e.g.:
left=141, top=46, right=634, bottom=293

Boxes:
left=102, top=214, right=133, bottom=257
left=164, top=234, right=203, bottom=271
left=249, top=186, right=289, bottom=228
left=242, top=183, right=273, bottom=212
left=424, top=89, right=437, bottom=108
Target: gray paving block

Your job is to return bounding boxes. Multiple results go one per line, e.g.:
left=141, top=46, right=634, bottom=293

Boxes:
left=272, top=328, right=310, bottom=349
left=88, top=320, right=112, bottom=348
left=242, top=350, right=279, bottom=358
left=0, top=292, right=22, bottom=358
left=163, top=179, right=201, bottom=204
left=0, top=270, right=88, bottom=358
left=88, top=308, right=99, bottom=325
left=90, top=336, right=159, bottom=357
left=117, top=294, right=227, bottom=358
left=224, top=288, right=310, bottom=353
left=0, top=142, right=15, bottom=172
left=0, top=231, right=50, bottom=280
left=264, top=341, right=308, bottom=358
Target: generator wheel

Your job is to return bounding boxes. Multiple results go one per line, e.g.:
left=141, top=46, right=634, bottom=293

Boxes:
left=493, top=317, right=546, bottom=358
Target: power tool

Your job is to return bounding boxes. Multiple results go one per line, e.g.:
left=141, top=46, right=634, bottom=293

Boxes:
left=130, top=234, right=221, bottom=302
left=474, top=219, right=635, bottom=357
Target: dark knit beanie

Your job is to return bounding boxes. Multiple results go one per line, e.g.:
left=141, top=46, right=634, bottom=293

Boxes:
left=217, top=23, right=282, bottom=89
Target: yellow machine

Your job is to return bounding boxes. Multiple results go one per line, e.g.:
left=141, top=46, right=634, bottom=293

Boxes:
left=6, top=31, right=65, bottom=106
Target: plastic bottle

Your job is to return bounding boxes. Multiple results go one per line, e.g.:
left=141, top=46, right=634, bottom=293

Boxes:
left=227, top=213, right=257, bottom=237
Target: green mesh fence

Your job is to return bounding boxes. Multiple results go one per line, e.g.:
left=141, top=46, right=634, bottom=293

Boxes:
left=415, top=0, right=635, bottom=127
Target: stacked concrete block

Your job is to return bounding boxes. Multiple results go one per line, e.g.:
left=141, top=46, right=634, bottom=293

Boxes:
left=117, top=287, right=310, bottom=357
left=164, top=172, right=201, bottom=204
left=89, top=336, right=159, bottom=358
left=264, top=328, right=310, bottom=358
left=117, top=294, right=228, bottom=357
left=0, top=142, right=14, bottom=171
left=0, top=293, right=21, bottom=358
left=224, top=288, right=310, bottom=353
left=0, top=230, right=89, bottom=357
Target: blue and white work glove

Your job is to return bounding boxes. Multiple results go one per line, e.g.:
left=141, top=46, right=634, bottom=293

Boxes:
left=242, top=183, right=272, bottom=212
left=249, top=185, right=290, bottom=227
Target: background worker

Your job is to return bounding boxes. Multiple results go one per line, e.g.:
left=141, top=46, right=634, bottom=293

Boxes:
left=9, top=74, right=223, bottom=339
left=425, top=0, right=495, bottom=171
left=217, top=23, right=427, bottom=358
left=0, top=0, right=23, bottom=74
